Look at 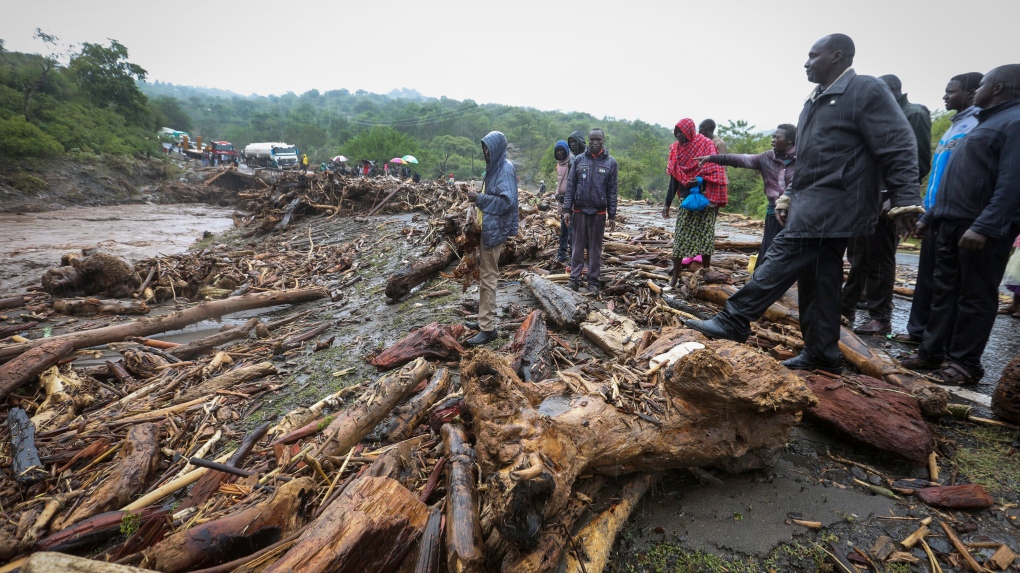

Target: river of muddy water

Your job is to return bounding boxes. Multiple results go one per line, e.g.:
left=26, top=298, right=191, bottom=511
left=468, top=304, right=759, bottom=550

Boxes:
left=0, top=204, right=236, bottom=293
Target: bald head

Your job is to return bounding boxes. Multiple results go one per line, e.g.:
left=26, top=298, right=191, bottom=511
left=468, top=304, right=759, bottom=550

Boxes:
left=880, top=74, right=903, bottom=98
left=975, top=64, right=1020, bottom=109
left=824, top=34, right=855, bottom=64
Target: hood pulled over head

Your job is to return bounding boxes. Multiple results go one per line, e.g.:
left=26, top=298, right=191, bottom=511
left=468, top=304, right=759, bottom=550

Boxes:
left=481, top=131, right=509, bottom=180
left=555, top=140, right=570, bottom=160
left=675, top=118, right=697, bottom=144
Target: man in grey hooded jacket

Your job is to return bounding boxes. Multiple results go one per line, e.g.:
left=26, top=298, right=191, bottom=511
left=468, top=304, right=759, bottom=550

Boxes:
left=464, top=131, right=519, bottom=345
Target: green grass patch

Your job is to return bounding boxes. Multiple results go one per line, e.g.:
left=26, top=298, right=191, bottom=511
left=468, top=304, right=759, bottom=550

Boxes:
left=955, top=425, right=1020, bottom=494
left=627, top=540, right=836, bottom=573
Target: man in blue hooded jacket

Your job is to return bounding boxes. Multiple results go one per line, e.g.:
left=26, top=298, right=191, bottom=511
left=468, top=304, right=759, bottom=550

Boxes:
left=464, top=131, right=519, bottom=345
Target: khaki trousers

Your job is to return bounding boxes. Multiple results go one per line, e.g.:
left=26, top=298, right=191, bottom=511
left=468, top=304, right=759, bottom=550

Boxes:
left=478, top=242, right=504, bottom=331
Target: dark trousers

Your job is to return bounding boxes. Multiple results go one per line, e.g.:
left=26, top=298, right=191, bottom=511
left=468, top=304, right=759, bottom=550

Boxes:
left=840, top=216, right=897, bottom=321
left=906, top=224, right=938, bottom=340
left=756, top=215, right=783, bottom=269
left=557, top=213, right=572, bottom=259
left=718, top=232, right=849, bottom=364
left=919, top=222, right=1020, bottom=378
left=570, top=213, right=606, bottom=286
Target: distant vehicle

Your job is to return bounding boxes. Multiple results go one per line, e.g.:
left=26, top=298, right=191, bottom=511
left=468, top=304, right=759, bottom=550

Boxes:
left=241, top=142, right=300, bottom=169
left=177, top=135, right=236, bottom=164
left=209, top=141, right=236, bottom=163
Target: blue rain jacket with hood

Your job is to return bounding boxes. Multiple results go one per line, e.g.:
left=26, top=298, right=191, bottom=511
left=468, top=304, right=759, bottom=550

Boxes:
left=477, top=131, right=519, bottom=249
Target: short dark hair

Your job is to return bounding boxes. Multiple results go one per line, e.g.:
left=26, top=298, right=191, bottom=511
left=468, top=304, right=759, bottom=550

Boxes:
left=589, top=128, right=605, bottom=137
left=950, top=72, right=984, bottom=92
left=987, top=64, right=1020, bottom=99
left=699, top=119, right=716, bottom=132
left=826, top=33, right=856, bottom=62
left=776, top=124, right=797, bottom=145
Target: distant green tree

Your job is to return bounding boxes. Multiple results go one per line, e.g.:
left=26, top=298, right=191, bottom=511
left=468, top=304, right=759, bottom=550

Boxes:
left=717, top=120, right=771, bottom=218
left=0, top=29, right=64, bottom=120
left=432, top=135, right=475, bottom=175
left=148, top=96, right=192, bottom=131
left=68, top=39, right=148, bottom=122
left=341, top=126, right=422, bottom=166
left=0, top=114, right=63, bottom=155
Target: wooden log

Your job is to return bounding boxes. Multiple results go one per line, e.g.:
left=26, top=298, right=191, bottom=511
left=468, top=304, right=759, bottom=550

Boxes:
left=175, top=362, right=276, bottom=403
left=523, top=273, right=591, bottom=330
left=168, top=318, right=258, bottom=359
left=562, top=473, right=658, bottom=573
left=0, top=339, right=74, bottom=400
left=0, top=288, right=328, bottom=363
left=0, top=295, right=29, bottom=310
left=370, top=323, right=466, bottom=371
left=916, top=484, right=995, bottom=509
left=0, top=321, right=39, bottom=339
left=442, top=423, right=484, bottom=573
left=713, top=240, right=762, bottom=251
left=992, top=353, right=1020, bottom=424
left=22, top=552, right=158, bottom=573
left=177, top=421, right=271, bottom=512
left=312, top=358, right=433, bottom=459
left=263, top=476, right=429, bottom=573
left=940, top=521, right=983, bottom=572
left=31, top=366, right=97, bottom=432
left=798, top=372, right=933, bottom=464
left=411, top=506, right=443, bottom=573
left=501, top=310, right=554, bottom=382
left=37, top=507, right=162, bottom=552
left=141, top=477, right=316, bottom=573
left=57, top=423, right=160, bottom=529
left=462, top=343, right=816, bottom=549
left=8, top=407, right=47, bottom=485
left=386, top=242, right=456, bottom=300
left=580, top=309, right=640, bottom=358
left=695, top=284, right=800, bottom=326
left=52, top=298, right=150, bottom=317
left=378, top=366, right=452, bottom=442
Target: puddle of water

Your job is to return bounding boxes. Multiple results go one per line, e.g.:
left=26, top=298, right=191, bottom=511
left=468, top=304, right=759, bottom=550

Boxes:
left=537, top=395, right=572, bottom=417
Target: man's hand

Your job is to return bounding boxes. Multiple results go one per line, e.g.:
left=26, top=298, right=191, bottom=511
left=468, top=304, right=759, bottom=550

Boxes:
left=563, top=213, right=571, bottom=227
left=694, top=156, right=710, bottom=166
left=912, top=220, right=928, bottom=239
left=775, top=209, right=788, bottom=227
left=465, top=192, right=480, bottom=202
left=891, top=212, right=918, bottom=239
left=959, top=229, right=988, bottom=250
left=606, top=219, right=616, bottom=232
left=661, top=206, right=670, bottom=220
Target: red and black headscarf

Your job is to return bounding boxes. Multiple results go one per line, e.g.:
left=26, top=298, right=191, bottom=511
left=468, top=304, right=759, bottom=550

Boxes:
left=667, top=118, right=728, bottom=205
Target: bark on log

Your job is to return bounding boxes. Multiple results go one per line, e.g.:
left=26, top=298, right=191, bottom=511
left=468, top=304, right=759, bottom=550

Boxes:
left=377, top=366, right=452, bottom=442
left=263, top=476, right=429, bottom=573
left=22, top=552, right=158, bottom=573
left=168, top=318, right=258, bottom=359
left=917, top=484, right=995, bottom=509
left=0, top=288, right=327, bottom=363
left=386, top=242, right=456, bottom=300
left=992, top=353, right=1020, bottom=424
left=442, top=423, right=484, bottom=573
left=580, top=309, right=640, bottom=358
left=312, top=358, right=433, bottom=459
left=141, top=477, right=316, bottom=573
left=838, top=326, right=949, bottom=418
left=695, top=284, right=800, bottom=326
left=0, top=321, right=39, bottom=339
left=0, top=295, right=29, bottom=310
left=523, top=274, right=590, bottom=330
left=501, top=310, right=554, bottom=382
left=57, top=423, right=160, bottom=529
left=713, top=240, right=762, bottom=251
left=370, top=323, right=466, bottom=371
left=462, top=341, right=815, bottom=549
left=37, top=507, right=163, bottom=553
left=8, top=408, right=47, bottom=485
left=175, top=362, right=276, bottom=403
left=52, top=298, right=150, bottom=317
left=798, top=372, right=933, bottom=464
left=0, top=339, right=74, bottom=401
left=411, top=506, right=443, bottom=573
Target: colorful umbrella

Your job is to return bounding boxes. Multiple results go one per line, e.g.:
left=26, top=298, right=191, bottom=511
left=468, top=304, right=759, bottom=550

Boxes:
left=389, top=157, right=406, bottom=164
left=402, top=155, right=418, bottom=164
left=331, top=155, right=348, bottom=162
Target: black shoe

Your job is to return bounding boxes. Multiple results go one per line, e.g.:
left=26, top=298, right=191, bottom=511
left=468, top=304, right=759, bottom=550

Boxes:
left=587, top=283, right=602, bottom=296
left=466, top=330, right=498, bottom=346
left=464, top=321, right=479, bottom=331
left=855, top=300, right=870, bottom=310
left=854, top=319, right=891, bottom=336
left=781, top=352, right=841, bottom=375
left=568, top=281, right=580, bottom=291
left=685, top=318, right=748, bottom=343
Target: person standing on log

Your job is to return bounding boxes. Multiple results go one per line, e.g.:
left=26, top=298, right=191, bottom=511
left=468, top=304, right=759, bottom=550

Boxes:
left=687, top=34, right=921, bottom=374
left=695, top=123, right=797, bottom=270
left=840, top=75, right=932, bottom=336
left=463, top=131, right=519, bottom=346
left=563, top=128, right=618, bottom=295
left=898, top=65, right=1020, bottom=384
left=891, top=72, right=984, bottom=344
left=554, top=140, right=574, bottom=262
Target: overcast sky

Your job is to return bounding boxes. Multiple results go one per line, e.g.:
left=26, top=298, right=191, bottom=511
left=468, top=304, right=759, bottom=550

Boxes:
left=3, top=0, right=1016, bottom=133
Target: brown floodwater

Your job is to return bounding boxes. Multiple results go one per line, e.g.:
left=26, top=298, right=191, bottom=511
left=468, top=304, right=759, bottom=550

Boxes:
left=0, top=204, right=235, bottom=293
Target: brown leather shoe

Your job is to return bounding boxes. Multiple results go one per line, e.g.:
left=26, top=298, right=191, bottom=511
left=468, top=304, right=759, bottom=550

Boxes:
left=854, top=319, right=891, bottom=336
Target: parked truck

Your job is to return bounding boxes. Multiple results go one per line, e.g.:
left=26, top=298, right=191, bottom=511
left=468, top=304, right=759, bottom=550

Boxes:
left=241, top=142, right=300, bottom=169
left=178, top=136, right=237, bottom=164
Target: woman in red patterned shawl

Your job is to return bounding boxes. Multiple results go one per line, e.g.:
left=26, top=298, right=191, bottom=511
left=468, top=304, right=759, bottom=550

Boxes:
left=661, top=118, right=728, bottom=287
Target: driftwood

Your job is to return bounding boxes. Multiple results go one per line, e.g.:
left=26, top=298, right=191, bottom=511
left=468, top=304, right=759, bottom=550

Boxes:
left=580, top=309, right=640, bottom=358
left=523, top=274, right=590, bottom=330
left=442, top=423, right=484, bottom=573
left=57, top=423, right=160, bottom=529
left=992, top=353, right=1020, bottom=424
left=462, top=340, right=815, bottom=549
left=178, top=421, right=272, bottom=512
left=37, top=507, right=163, bottom=553
left=370, top=323, right=465, bottom=371
left=0, top=339, right=74, bottom=401
left=0, top=295, right=31, bottom=310
left=22, top=552, right=158, bottom=573
left=168, top=318, right=258, bottom=359
left=798, top=372, right=933, bottom=464
left=141, top=477, right=316, bottom=573
left=0, top=288, right=328, bottom=363
left=386, top=242, right=456, bottom=300
left=31, top=366, right=97, bottom=432
left=312, top=358, right=433, bottom=459
left=51, top=298, right=150, bottom=317
left=8, top=408, right=47, bottom=485
left=695, top=284, right=800, bottom=326
left=411, top=506, right=443, bottom=573
left=378, top=366, right=452, bottom=442
left=263, top=476, right=429, bottom=573
left=0, top=320, right=39, bottom=339
left=501, top=310, right=553, bottom=382
left=176, top=362, right=276, bottom=403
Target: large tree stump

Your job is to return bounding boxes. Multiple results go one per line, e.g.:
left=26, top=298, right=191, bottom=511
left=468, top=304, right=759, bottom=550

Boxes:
left=798, top=372, right=933, bottom=464
left=0, top=339, right=74, bottom=401
left=263, top=476, right=429, bottom=573
left=386, top=242, right=456, bottom=300
left=992, top=353, right=1020, bottom=424
left=501, top=310, right=554, bottom=382
left=370, top=323, right=466, bottom=371
left=140, top=477, right=316, bottom=572
left=523, top=274, right=590, bottom=330
left=461, top=339, right=815, bottom=549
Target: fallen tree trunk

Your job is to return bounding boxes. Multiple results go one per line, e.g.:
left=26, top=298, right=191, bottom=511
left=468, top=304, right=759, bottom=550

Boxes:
left=523, top=273, right=590, bottom=330
left=8, top=407, right=47, bottom=485
left=501, top=310, right=553, bottom=383
left=263, top=476, right=429, bottom=573
left=0, top=288, right=328, bottom=363
left=175, top=362, right=276, bottom=403
left=0, top=339, right=74, bottom=400
left=798, top=372, right=933, bottom=464
left=695, top=284, right=800, bottom=326
left=410, top=506, right=443, bottom=573
left=462, top=340, right=815, bottom=549
left=378, top=366, right=452, bottom=442
left=57, top=423, right=160, bottom=529
left=37, top=507, right=163, bottom=553
left=168, top=318, right=258, bottom=359
left=370, top=323, right=465, bottom=371
left=312, top=358, right=433, bottom=459
left=442, top=424, right=484, bottom=573
left=141, top=477, right=316, bottom=573
left=386, top=242, right=457, bottom=300
left=0, top=295, right=30, bottom=310
left=22, top=551, right=158, bottom=573
left=52, top=298, right=150, bottom=317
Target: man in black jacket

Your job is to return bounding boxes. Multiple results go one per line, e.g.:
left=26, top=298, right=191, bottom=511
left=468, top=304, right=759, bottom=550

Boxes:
left=900, top=64, right=1020, bottom=384
left=563, top=128, right=618, bottom=294
left=688, top=34, right=921, bottom=373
